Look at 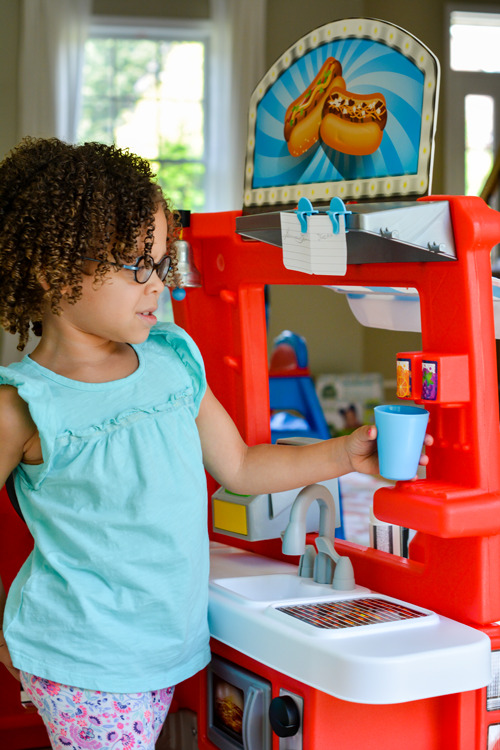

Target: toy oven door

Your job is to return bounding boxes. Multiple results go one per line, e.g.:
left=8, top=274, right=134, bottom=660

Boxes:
left=207, top=655, right=272, bottom=750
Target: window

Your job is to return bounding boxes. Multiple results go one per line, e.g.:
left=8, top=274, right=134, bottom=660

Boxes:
left=450, top=11, right=500, bottom=73
left=78, top=17, right=210, bottom=212
left=464, top=93, right=494, bottom=197
left=446, top=9, right=500, bottom=202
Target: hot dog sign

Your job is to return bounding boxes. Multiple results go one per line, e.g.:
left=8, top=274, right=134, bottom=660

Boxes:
left=243, top=18, right=439, bottom=210
left=284, top=57, right=387, bottom=157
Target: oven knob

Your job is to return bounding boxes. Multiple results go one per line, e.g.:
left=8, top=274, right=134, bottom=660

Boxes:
left=269, top=695, right=301, bottom=737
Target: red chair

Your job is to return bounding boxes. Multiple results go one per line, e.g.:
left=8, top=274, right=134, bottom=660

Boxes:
left=0, top=484, right=49, bottom=748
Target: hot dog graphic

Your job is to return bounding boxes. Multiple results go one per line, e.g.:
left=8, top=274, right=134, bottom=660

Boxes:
left=284, top=57, right=345, bottom=156
left=320, top=89, right=387, bottom=155
left=284, top=57, right=387, bottom=157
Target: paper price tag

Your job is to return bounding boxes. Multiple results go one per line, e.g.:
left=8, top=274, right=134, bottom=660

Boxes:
left=280, top=211, right=348, bottom=276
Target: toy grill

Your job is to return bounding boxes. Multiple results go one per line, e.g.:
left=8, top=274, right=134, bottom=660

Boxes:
left=276, top=597, right=428, bottom=629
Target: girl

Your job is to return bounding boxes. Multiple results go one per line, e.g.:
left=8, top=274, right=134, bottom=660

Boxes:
left=0, top=137, right=429, bottom=749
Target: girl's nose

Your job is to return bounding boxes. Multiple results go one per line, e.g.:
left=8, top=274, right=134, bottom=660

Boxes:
left=146, top=269, right=165, bottom=294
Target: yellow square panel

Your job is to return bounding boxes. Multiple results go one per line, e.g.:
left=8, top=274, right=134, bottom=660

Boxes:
left=213, top=499, right=248, bottom=536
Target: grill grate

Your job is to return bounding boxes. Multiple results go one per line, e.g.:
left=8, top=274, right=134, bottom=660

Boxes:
left=276, top=597, right=427, bottom=629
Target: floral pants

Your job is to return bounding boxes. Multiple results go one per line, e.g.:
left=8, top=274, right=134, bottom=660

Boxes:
left=20, top=671, right=174, bottom=749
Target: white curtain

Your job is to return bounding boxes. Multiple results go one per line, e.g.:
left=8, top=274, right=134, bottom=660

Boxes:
left=18, top=0, right=264, bottom=203
left=2, top=0, right=90, bottom=365
left=206, top=0, right=267, bottom=211
left=19, top=0, right=91, bottom=143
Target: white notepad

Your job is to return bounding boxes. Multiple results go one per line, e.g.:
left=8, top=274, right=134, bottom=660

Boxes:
left=280, top=211, right=348, bottom=276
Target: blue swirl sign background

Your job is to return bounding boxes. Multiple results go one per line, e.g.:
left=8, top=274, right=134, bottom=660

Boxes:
left=253, top=38, right=424, bottom=189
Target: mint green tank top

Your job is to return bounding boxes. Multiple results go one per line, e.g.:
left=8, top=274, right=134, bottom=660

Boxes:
left=0, top=323, right=210, bottom=692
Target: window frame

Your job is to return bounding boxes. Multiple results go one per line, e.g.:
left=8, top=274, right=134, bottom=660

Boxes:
left=82, top=14, right=212, bottom=209
left=445, top=3, right=500, bottom=196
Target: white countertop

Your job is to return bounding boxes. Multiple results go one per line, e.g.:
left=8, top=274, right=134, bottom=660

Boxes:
left=208, top=543, right=491, bottom=705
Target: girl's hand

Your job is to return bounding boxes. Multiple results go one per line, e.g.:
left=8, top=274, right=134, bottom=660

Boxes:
left=344, top=424, right=433, bottom=477
left=0, top=631, right=20, bottom=681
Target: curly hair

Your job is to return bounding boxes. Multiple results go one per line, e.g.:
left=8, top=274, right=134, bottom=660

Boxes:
left=0, top=137, right=180, bottom=350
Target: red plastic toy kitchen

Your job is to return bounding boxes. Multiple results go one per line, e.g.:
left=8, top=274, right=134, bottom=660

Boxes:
left=2, top=16, right=500, bottom=750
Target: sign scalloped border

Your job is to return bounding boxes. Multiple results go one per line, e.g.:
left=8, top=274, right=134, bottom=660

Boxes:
left=243, top=18, right=440, bottom=211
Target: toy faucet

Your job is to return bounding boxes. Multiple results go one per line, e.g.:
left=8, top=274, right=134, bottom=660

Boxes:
left=282, top=484, right=355, bottom=589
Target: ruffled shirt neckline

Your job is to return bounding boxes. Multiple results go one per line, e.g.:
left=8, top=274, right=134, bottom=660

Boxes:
left=24, top=345, right=144, bottom=390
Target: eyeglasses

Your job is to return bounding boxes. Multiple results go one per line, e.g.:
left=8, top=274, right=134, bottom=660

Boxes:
left=83, top=254, right=171, bottom=284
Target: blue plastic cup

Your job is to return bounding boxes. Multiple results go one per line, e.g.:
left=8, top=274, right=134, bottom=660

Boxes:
left=374, top=404, right=429, bottom=481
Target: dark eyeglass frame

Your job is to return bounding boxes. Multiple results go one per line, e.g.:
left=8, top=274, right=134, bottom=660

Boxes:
left=83, top=254, right=171, bottom=284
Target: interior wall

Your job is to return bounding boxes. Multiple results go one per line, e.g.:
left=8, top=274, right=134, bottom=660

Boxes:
left=0, top=0, right=478, bottom=379
left=266, top=287, right=423, bottom=383
left=265, top=0, right=446, bottom=196
left=356, top=0, right=442, bottom=386
left=0, top=1, right=20, bottom=363
left=92, top=0, right=209, bottom=18
left=267, top=287, right=365, bottom=375
left=0, top=1, right=20, bottom=163
left=264, top=0, right=443, bottom=381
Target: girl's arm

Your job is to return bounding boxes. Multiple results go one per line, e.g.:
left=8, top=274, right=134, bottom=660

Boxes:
left=0, top=386, right=37, bottom=479
left=196, top=386, right=394, bottom=495
left=0, top=385, right=38, bottom=682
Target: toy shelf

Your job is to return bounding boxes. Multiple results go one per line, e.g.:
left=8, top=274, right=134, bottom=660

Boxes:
left=374, top=480, right=500, bottom=538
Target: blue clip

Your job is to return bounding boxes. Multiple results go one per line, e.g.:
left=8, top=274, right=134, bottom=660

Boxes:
left=327, top=197, right=351, bottom=234
left=295, top=197, right=319, bottom=233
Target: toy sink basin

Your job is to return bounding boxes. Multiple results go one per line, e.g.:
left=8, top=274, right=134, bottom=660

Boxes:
left=208, top=549, right=492, bottom=703
left=210, top=573, right=368, bottom=605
